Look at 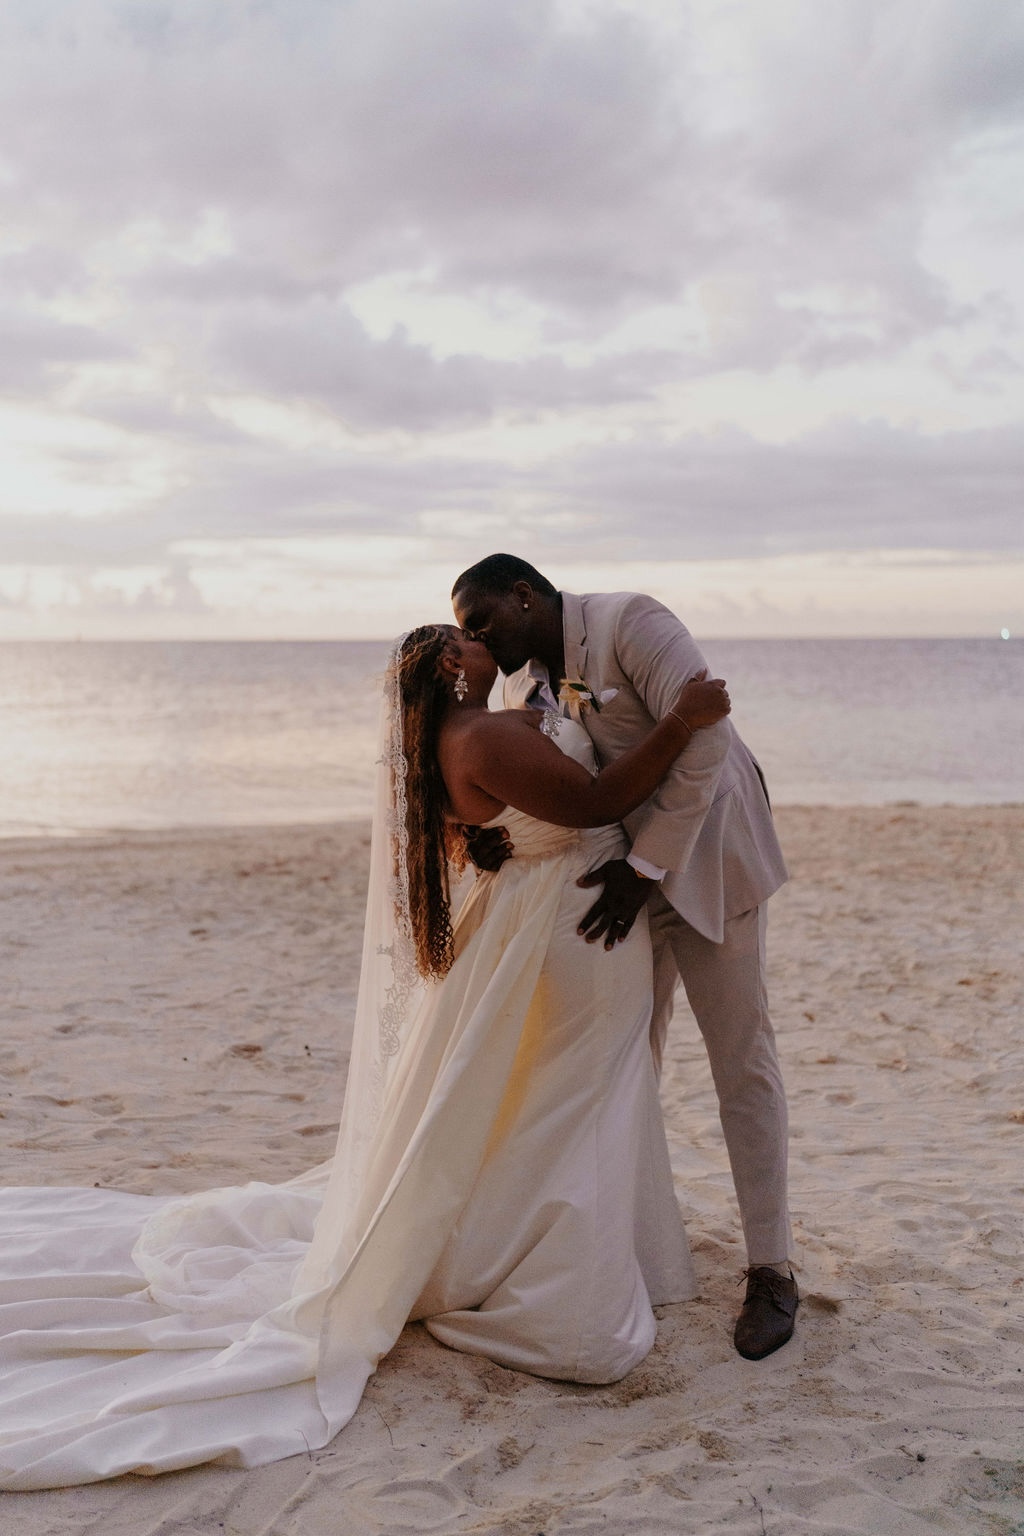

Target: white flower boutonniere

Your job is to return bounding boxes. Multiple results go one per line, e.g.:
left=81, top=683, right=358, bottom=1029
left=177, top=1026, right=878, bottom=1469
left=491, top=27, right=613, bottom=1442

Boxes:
left=558, top=677, right=600, bottom=713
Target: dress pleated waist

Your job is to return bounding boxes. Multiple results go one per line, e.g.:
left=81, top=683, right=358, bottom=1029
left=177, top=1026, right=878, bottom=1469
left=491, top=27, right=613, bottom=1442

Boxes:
left=482, top=807, right=581, bottom=860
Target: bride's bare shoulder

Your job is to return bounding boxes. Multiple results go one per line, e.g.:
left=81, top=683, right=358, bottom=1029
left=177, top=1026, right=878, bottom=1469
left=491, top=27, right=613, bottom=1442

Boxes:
left=438, top=709, right=546, bottom=822
left=445, top=707, right=544, bottom=764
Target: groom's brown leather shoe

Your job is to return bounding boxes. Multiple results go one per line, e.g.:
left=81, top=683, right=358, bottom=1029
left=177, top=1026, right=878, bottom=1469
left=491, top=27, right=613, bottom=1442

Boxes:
left=733, top=1267, right=799, bottom=1360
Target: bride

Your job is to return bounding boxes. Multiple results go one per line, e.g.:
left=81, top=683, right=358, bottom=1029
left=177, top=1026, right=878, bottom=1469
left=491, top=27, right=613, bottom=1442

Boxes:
left=0, top=625, right=729, bottom=1489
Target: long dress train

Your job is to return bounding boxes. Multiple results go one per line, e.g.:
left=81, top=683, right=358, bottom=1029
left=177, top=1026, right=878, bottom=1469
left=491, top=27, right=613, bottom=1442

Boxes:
left=0, top=721, right=693, bottom=1490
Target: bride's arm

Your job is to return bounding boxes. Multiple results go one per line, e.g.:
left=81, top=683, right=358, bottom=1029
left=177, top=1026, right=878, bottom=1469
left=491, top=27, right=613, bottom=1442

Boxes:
left=459, top=673, right=730, bottom=829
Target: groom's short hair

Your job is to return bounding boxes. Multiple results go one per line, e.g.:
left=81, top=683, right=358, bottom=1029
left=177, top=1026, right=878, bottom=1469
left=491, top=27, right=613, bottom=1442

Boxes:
left=452, top=553, right=558, bottom=601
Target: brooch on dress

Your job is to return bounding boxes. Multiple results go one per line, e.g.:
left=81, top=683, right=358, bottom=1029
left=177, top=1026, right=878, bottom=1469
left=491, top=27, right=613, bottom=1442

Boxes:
left=539, top=709, right=563, bottom=738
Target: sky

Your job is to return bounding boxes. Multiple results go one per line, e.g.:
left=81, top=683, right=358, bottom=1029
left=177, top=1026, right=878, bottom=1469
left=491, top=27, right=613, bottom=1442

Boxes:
left=1, top=0, right=1022, bottom=640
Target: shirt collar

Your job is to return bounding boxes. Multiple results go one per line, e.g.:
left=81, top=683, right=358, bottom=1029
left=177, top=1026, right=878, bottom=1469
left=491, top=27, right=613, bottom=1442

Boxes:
left=523, top=657, right=560, bottom=711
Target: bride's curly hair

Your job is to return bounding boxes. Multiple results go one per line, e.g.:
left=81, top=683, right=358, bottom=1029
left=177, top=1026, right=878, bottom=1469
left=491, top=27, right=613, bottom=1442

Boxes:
left=394, top=625, right=469, bottom=981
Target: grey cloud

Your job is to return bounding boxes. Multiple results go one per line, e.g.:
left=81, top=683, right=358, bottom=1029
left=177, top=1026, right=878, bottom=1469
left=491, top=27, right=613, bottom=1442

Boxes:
left=0, top=512, right=170, bottom=567
left=209, top=302, right=675, bottom=428
left=14, top=0, right=1009, bottom=329
left=0, top=444, right=483, bottom=564
left=69, top=557, right=210, bottom=615
left=0, top=309, right=129, bottom=392
left=688, top=266, right=968, bottom=377
left=80, top=390, right=250, bottom=446
left=735, top=0, right=1024, bottom=218
left=546, top=419, right=1024, bottom=558
left=132, top=558, right=208, bottom=614
left=152, top=444, right=496, bottom=538
left=0, top=0, right=1019, bottom=392
left=940, top=347, right=1024, bottom=394
left=707, top=1, right=1024, bottom=353
left=0, top=245, right=84, bottom=298
left=132, top=257, right=341, bottom=307
left=0, top=0, right=685, bottom=301
left=0, top=0, right=1020, bottom=583
left=1, top=419, right=1020, bottom=572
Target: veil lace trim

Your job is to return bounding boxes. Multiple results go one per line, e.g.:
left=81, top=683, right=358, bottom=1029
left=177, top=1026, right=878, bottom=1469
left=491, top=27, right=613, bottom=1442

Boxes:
left=376, top=638, right=420, bottom=1063
left=325, top=636, right=429, bottom=1199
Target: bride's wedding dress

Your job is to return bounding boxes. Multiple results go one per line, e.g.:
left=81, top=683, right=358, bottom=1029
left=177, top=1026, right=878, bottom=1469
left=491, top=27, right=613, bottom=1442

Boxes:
left=0, top=719, right=693, bottom=1490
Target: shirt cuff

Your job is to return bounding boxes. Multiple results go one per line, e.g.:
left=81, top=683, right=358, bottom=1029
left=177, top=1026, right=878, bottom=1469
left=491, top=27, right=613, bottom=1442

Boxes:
left=626, top=852, right=667, bottom=882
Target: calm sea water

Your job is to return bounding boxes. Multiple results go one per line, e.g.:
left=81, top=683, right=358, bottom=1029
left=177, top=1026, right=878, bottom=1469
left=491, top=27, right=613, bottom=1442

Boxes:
left=0, top=639, right=1020, bottom=837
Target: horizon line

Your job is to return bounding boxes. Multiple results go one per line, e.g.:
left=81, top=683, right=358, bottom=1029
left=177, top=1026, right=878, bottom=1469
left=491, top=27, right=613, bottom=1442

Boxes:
left=0, top=633, right=1016, bottom=645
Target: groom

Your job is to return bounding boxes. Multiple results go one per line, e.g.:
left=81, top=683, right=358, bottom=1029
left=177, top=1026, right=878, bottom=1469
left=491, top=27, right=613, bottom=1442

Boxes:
left=452, top=553, right=798, bottom=1360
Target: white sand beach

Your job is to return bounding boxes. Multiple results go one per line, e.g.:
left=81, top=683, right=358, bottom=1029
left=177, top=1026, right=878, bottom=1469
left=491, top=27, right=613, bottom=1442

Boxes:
left=2, top=806, right=1022, bottom=1535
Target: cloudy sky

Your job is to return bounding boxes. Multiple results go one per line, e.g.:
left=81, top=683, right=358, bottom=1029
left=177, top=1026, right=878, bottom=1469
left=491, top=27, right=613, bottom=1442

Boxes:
left=1, top=0, right=1022, bottom=639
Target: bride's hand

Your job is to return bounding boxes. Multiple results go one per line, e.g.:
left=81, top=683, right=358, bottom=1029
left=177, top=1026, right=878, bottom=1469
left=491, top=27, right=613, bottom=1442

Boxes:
left=671, top=668, right=730, bottom=730
left=462, top=823, right=513, bottom=873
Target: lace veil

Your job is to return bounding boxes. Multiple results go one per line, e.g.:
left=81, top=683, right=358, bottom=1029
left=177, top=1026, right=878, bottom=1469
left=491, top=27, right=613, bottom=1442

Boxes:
left=306, top=635, right=428, bottom=1235
left=132, top=638, right=427, bottom=1318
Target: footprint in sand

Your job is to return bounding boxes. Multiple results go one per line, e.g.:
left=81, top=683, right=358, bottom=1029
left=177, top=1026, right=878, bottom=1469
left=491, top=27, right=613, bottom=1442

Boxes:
left=87, top=1094, right=125, bottom=1116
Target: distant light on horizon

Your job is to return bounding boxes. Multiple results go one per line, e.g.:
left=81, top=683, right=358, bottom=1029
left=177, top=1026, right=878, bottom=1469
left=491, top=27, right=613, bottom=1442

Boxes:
left=1001, top=627, right=1011, bottom=639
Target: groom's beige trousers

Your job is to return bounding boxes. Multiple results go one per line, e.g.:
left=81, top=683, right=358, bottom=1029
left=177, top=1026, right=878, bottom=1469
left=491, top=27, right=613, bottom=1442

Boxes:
left=647, top=893, right=792, bottom=1268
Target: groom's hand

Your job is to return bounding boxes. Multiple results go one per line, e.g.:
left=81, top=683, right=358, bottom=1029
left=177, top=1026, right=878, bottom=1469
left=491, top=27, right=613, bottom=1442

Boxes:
left=576, top=859, right=654, bottom=949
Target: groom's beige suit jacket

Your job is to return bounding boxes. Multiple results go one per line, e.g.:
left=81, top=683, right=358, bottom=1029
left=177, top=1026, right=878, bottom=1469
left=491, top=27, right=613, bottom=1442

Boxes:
left=504, top=590, right=788, bottom=944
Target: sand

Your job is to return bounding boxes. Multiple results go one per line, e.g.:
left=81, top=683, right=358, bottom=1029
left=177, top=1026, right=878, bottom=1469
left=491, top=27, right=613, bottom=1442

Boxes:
left=2, top=807, right=1022, bottom=1535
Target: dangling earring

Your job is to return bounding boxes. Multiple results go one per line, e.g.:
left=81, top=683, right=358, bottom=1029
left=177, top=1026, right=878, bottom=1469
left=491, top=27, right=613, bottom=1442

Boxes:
left=454, top=668, right=468, bottom=702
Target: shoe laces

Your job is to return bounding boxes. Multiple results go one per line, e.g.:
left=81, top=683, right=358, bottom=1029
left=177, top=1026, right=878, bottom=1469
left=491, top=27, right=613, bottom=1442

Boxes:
left=740, top=1266, right=794, bottom=1306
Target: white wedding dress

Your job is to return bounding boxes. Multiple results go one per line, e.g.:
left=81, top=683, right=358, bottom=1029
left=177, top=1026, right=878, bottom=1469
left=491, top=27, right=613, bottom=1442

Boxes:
left=0, top=718, right=693, bottom=1490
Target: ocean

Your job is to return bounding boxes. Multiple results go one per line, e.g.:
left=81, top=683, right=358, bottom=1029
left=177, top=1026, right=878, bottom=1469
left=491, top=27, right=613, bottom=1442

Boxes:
left=0, top=638, right=1020, bottom=837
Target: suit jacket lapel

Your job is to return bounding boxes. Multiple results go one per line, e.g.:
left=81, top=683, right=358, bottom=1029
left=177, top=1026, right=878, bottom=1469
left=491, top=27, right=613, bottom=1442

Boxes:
left=560, top=590, right=588, bottom=689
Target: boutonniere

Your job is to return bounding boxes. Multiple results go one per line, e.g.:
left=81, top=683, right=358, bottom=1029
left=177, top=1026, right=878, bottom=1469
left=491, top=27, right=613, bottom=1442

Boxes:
left=558, top=677, right=600, bottom=713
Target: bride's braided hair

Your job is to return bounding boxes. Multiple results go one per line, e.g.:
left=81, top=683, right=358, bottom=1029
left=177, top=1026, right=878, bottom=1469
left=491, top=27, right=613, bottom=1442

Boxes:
left=395, top=625, right=465, bottom=980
